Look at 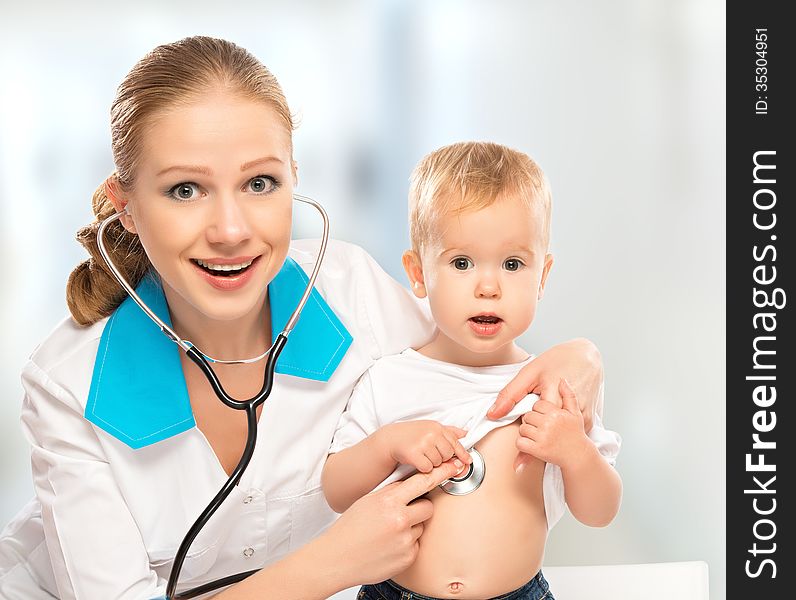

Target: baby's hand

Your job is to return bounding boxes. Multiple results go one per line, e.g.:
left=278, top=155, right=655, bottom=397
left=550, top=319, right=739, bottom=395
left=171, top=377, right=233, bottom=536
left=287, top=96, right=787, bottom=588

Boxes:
left=515, top=379, right=592, bottom=471
left=381, top=421, right=472, bottom=474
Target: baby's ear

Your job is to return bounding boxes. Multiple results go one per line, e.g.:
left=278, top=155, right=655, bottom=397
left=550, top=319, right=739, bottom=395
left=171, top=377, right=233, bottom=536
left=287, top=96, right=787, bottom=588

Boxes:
left=402, top=250, right=427, bottom=298
left=537, top=254, right=554, bottom=300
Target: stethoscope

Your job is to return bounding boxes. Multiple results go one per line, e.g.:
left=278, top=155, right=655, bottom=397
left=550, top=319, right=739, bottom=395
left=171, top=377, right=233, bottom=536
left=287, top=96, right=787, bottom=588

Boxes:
left=97, top=194, right=485, bottom=599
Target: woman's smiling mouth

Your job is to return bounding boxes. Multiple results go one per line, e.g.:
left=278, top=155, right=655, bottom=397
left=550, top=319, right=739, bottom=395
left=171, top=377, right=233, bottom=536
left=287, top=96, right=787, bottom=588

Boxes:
left=193, top=257, right=256, bottom=275
left=190, top=255, right=262, bottom=290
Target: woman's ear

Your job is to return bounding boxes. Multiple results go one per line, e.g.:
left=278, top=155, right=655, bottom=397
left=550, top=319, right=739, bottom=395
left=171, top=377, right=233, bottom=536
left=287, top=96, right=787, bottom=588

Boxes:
left=292, top=160, right=299, bottom=187
left=402, top=250, right=427, bottom=298
left=537, top=254, right=554, bottom=300
left=104, top=177, right=137, bottom=234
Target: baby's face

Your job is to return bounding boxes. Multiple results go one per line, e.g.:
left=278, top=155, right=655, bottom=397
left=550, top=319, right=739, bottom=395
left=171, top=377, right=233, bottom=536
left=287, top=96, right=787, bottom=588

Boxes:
left=413, top=196, right=552, bottom=364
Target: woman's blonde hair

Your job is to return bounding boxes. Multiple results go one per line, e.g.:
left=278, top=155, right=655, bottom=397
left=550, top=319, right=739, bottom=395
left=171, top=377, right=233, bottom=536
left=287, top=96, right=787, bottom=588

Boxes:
left=67, top=36, right=295, bottom=325
left=408, top=141, right=552, bottom=252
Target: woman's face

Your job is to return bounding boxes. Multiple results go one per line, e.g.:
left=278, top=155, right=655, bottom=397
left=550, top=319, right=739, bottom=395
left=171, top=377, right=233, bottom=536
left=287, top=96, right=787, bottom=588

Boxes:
left=119, top=93, right=295, bottom=327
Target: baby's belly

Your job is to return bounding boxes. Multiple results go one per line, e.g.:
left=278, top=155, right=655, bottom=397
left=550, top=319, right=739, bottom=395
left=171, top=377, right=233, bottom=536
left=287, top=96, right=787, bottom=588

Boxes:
left=391, top=420, right=548, bottom=599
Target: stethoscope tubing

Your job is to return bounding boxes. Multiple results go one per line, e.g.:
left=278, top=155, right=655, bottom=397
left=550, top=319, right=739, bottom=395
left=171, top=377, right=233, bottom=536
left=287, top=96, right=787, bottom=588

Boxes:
left=165, top=335, right=287, bottom=599
left=96, top=194, right=328, bottom=599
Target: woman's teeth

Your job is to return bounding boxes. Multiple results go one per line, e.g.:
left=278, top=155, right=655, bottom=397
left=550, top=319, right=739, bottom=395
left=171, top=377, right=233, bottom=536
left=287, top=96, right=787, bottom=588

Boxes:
left=195, top=258, right=254, bottom=274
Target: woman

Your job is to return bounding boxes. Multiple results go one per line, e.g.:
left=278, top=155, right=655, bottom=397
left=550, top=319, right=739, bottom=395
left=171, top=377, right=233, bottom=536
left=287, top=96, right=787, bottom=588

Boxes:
left=0, top=36, right=603, bottom=599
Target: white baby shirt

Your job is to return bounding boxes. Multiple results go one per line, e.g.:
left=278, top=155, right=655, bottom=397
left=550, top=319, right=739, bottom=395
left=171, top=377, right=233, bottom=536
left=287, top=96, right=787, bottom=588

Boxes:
left=329, top=348, right=621, bottom=530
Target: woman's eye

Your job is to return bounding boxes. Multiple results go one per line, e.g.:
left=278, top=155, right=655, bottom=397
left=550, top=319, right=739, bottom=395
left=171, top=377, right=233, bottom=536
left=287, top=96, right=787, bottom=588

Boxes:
left=168, top=182, right=200, bottom=201
left=247, top=175, right=277, bottom=194
left=503, top=258, right=524, bottom=272
left=452, top=257, right=474, bottom=271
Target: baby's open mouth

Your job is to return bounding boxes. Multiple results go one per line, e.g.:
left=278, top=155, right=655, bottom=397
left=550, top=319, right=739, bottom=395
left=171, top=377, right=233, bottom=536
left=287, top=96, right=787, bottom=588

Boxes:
left=469, top=315, right=502, bottom=324
left=191, top=257, right=257, bottom=277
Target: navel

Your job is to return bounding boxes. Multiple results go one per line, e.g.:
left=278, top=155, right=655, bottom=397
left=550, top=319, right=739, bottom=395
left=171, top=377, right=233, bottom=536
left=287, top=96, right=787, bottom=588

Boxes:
left=447, top=581, right=465, bottom=594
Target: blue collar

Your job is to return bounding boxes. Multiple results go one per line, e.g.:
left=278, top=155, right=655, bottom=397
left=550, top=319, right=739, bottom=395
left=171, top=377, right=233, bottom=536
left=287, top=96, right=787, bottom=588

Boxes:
left=85, top=257, right=353, bottom=449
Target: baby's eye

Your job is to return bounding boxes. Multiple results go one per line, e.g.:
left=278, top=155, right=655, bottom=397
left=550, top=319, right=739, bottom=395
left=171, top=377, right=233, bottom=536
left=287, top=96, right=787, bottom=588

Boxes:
left=247, top=175, right=278, bottom=194
left=168, top=182, right=200, bottom=202
left=452, top=257, right=474, bottom=271
left=503, top=258, right=524, bottom=272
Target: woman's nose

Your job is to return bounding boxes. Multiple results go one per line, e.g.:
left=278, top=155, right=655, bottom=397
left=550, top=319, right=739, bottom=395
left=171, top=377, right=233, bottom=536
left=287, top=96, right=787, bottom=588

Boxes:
left=205, top=193, right=252, bottom=246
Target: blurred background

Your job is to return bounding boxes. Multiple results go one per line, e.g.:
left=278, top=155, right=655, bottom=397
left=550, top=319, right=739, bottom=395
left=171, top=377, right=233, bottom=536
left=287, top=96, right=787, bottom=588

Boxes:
left=0, top=0, right=725, bottom=598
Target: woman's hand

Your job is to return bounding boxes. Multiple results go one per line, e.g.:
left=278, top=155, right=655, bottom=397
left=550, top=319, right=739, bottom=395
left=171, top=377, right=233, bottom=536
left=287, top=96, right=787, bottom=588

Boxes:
left=322, top=460, right=463, bottom=588
left=488, top=337, right=602, bottom=431
left=215, top=460, right=463, bottom=599
left=488, top=338, right=602, bottom=473
left=380, top=420, right=472, bottom=473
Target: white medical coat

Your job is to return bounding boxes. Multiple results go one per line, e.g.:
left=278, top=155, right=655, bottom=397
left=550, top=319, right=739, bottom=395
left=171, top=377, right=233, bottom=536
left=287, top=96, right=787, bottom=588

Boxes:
left=0, top=240, right=434, bottom=600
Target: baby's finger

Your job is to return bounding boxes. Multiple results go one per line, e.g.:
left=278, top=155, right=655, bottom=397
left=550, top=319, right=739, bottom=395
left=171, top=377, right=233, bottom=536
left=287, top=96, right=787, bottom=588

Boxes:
left=516, top=435, right=537, bottom=456
left=522, top=411, right=544, bottom=427
left=412, top=453, right=434, bottom=473
left=445, top=438, right=471, bottom=468
left=444, top=425, right=468, bottom=439
left=453, top=439, right=472, bottom=466
left=442, top=431, right=472, bottom=465
left=434, top=440, right=455, bottom=463
left=423, top=445, right=444, bottom=467
left=531, top=399, right=558, bottom=415
left=519, top=423, right=538, bottom=441
left=513, top=451, right=533, bottom=473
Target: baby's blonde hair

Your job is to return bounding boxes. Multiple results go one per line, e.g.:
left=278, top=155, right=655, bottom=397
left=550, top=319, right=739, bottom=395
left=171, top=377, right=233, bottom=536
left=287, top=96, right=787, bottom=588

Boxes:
left=408, top=141, right=552, bottom=252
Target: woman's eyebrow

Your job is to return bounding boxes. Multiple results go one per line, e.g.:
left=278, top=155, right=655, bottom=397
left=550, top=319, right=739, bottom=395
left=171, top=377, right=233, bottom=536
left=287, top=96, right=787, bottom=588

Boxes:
left=156, top=156, right=284, bottom=177
left=156, top=164, right=213, bottom=177
left=240, top=156, right=285, bottom=171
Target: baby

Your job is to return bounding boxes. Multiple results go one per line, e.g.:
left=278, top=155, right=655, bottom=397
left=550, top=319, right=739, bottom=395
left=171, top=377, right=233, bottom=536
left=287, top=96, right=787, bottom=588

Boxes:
left=322, top=142, right=622, bottom=600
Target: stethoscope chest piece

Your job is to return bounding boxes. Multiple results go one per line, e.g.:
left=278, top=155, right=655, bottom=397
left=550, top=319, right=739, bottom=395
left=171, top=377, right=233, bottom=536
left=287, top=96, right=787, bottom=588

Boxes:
left=439, top=447, right=485, bottom=496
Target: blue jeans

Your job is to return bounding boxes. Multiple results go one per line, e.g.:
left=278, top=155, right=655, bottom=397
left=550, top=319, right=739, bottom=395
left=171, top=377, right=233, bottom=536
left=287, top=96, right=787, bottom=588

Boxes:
left=357, top=570, right=554, bottom=600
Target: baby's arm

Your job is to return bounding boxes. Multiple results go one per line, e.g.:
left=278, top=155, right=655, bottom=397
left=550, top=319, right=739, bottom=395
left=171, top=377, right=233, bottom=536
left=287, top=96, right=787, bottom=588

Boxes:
left=323, top=421, right=471, bottom=513
left=517, top=379, right=622, bottom=527
left=322, top=428, right=399, bottom=513
left=558, top=436, right=622, bottom=527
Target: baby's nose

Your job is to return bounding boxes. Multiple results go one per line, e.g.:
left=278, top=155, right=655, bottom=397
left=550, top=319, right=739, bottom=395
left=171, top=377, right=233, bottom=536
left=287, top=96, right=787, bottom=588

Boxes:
left=475, top=279, right=500, bottom=298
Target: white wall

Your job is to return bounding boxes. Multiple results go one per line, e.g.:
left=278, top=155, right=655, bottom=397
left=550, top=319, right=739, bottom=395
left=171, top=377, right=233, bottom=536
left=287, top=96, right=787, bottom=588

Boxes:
left=0, top=1, right=725, bottom=598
